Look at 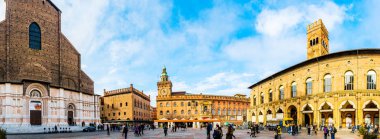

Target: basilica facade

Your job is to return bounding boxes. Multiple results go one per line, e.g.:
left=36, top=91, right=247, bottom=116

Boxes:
left=248, top=19, right=380, bottom=129
left=0, top=0, right=100, bottom=132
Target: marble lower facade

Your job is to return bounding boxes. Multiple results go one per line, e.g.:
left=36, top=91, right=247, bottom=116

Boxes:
left=0, top=83, right=100, bottom=133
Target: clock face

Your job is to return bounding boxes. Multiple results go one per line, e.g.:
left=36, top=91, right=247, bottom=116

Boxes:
left=162, top=90, right=167, bottom=95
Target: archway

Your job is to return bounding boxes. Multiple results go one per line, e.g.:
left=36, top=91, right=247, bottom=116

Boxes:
left=302, top=104, right=313, bottom=126
left=320, top=102, right=333, bottom=126
left=363, top=100, right=379, bottom=126
left=276, top=108, right=284, bottom=120
left=340, top=101, right=355, bottom=128
left=288, top=105, right=297, bottom=125
left=30, top=90, right=42, bottom=125
left=67, top=104, right=75, bottom=126
left=252, top=112, right=256, bottom=123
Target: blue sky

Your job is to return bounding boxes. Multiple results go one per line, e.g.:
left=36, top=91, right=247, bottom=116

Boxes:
left=1, top=0, right=379, bottom=106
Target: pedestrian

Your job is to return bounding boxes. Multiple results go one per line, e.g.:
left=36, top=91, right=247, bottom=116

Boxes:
left=55, top=125, right=58, bottom=133
left=122, top=124, right=129, bottom=139
left=213, top=124, right=222, bottom=139
left=255, top=124, right=259, bottom=134
left=323, top=126, right=328, bottom=139
left=307, top=124, right=310, bottom=136
left=226, top=125, right=235, bottom=139
left=330, top=124, right=337, bottom=139
left=107, top=124, right=110, bottom=136
left=276, top=125, right=282, bottom=139
left=163, top=125, right=168, bottom=136
left=314, top=125, right=317, bottom=135
left=373, top=125, right=379, bottom=135
left=250, top=125, right=256, bottom=137
left=207, top=123, right=212, bottom=139
left=141, top=124, right=144, bottom=135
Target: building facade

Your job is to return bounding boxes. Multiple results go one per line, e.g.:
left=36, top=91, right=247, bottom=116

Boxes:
left=151, top=107, right=157, bottom=121
left=0, top=0, right=100, bottom=132
left=100, top=84, right=151, bottom=124
left=248, top=19, right=380, bottom=129
left=155, top=67, right=249, bottom=128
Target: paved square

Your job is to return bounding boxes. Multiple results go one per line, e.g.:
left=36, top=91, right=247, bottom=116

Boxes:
left=8, top=128, right=362, bottom=139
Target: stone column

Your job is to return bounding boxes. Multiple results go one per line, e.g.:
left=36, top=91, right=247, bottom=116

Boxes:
left=58, top=88, right=66, bottom=126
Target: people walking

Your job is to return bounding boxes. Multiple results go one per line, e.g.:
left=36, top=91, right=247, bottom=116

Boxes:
left=212, top=124, right=222, bottom=139
left=207, top=123, right=213, bottom=139
left=226, top=125, right=235, bottom=139
left=330, top=124, right=337, bottom=139
left=164, top=125, right=168, bottom=136
left=323, top=126, right=328, bottom=139
left=107, top=124, right=110, bottom=136
left=122, top=124, right=129, bottom=139
left=250, top=125, right=256, bottom=137
left=307, top=124, right=310, bottom=136
left=276, top=125, right=282, bottom=139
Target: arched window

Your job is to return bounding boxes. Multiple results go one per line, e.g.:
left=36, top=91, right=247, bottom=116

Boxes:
left=173, top=110, right=177, bottom=115
left=125, top=102, right=128, bottom=106
left=291, top=82, right=297, bottom=97
left=166, top=102, right=170, bottom=107
left=173, top=102, right=177, bottom=107
left=269, top=90, right=273, bottom=102
left=309, top=40, right=312, bottom=46
left=188, top=102, right=191, bottom=106
left=223, top=109, right=226, bottom=115
left=228, top=109, right=231, bottom=115
left=260, top=92, right=264, bottom=104
left=160, top=103, right=162, bottom=107
left=188, top=110, right=191, bottom=114
left=306, top=78, right=312, bottom=95
left=218, top=109, right=221, bottom=115
left=367, top=70, right=376, bottom=90
left=212, top=109, right=215, bottom=115
left=279, top=86, right=284, bottom=100
left=344, top=71, right=354, bottom=90
left=316, top=37, right=319, bottom=44
left=166, top=110, right=170, bottom=115
left=253, top=95, right=256, bottom=105
left=181, top=110, right=184, bottom=114
left=324, top=74, right=332, bottom=92
left=160, top=111, right=163, bottom=115
left=29, top=22, right=41, bottom=50
left=181, top=102, right=184, bottom=106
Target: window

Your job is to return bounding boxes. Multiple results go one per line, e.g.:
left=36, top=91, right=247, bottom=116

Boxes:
left=306, top=78, right=312, bottom=95
left=212, top=109, right=215, bottom=115
left=234, top=109, right=236, bottom=115
left=160, top=111, right=163, bottom=115
left=195, top=102, right=198, bottom=106
left=125, top=102, right=128, bottom=106
left=291, top=82, right=297, bottom=97
left=188, top=110, right=191, bottom=114
left=260, top=93, right=264, bottom=104
left=195, top=110, right=198, bottom=114
left=118, top=112, right=120, bottom=116
left=223, top=109, right=226, bottom=115
left=30, top=90, right=41, bottom=98
left=188, top=102, right=191, bottom=106
left=316, top=37, right=319, bottom=44
left=113, top=113, right=115, bottom=116
left=120, top=103, right=122, bottom=107
left=124, top=112, right=126, bottom=115
left=269, top=90, right=272, bottom=102
left=166, top=110, right=170, bottom=115
left=166, top=102, right=170, bottom=107
left=174, top=102, right=177, bottom=107
left=344, top=71, right=354, bottom=90
left=228, top=109, right=231, bottom=115
left=181, top=102, right=184, bottom=106
left=367, top=70, right=376, bottom=90
left=160, top=103, right=162, bottom=107
left=279, top=86, right=284, bottom=100
left=181, top=110, right=184, bottom=114
left=253, top=96, right=256, bottom=105
left=174, top=110, right=177, bottom=115
left=218, top=109, right=221, bottom=115
left=324, top=74, right=332, bottom=92
left=107, top=105, right=109, bottom=108
left=112, top=104, right=114, bottom=109
left=29, top=22, right=41, bottom=50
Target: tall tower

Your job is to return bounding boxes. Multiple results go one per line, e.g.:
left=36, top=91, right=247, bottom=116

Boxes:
left=307, top=19, right=329, bottom=59
left=157, top=66, right=172, bottom=97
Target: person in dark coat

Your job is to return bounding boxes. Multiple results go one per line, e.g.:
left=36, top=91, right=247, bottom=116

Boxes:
left=163, top=125, right=168, bottom=136
left=107, top=124, right=110, bottom=136
left=207, top=123, right=213, bottom=139
left=122, top=124, right=129, bottom=139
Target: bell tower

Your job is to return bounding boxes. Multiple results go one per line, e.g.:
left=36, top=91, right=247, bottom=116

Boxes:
left=157, top=66, right=172, bottom=97
left=307, top=19, right=329, bottom=59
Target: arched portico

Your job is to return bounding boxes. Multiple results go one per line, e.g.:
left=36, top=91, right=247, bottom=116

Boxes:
left=302, top=104, right=313, bottom=126
left=339, top=100, right=356, bottom=128
left=362, top=100, right=379, bottom=126
left=288, top=105, right=297, bottom=125
left=319, top=102, right=334, bottom=126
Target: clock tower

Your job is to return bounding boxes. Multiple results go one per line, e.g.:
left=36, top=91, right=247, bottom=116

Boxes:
left=307, top=19, right=329, bottom=59
left=157, top=66, right=172, bottom=97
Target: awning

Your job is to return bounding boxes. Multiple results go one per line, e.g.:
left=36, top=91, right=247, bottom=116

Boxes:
left=154, top=119, right=221, bottom=123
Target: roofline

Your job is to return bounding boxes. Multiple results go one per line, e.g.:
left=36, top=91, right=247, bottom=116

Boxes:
left=47, top=0, right=61, bottom=12
left=248, top=48, right=380, bottom=89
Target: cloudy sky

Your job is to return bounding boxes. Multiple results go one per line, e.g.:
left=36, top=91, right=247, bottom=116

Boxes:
left=1, top=0, right=379, bottom=106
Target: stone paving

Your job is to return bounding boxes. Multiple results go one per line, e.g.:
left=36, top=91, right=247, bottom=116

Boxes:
left=8, top=128, right=363, bottom=139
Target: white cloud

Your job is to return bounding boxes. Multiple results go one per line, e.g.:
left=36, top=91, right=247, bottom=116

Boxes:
left=0, top=0, right=5, bottom=21
left=224, top=1, right=350, bottom=80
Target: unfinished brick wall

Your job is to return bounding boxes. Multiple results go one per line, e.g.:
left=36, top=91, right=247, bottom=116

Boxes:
left=0, top=0, right=94, bottom=95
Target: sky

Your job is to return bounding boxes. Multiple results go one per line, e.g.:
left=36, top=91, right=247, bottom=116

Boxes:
left=1, top=0, right=380, bottom=106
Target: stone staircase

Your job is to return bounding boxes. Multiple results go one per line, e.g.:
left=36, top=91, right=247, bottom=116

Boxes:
left=0, top=125, right=85, bottom=134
